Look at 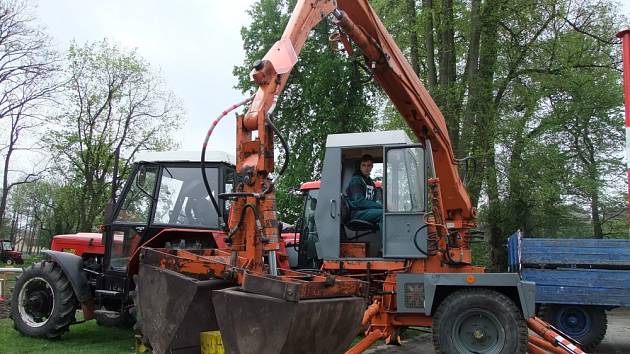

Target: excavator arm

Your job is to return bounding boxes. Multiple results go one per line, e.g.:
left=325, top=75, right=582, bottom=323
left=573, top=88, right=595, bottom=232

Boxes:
left=237, top=1, right=474, bottom=270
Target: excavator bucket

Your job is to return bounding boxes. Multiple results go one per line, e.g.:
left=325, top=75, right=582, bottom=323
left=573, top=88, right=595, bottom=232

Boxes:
left=212, top=287, right=365, bottom=354
left=138, top=247, right=368, bottom=354
left=137, top=263, right=231, bottom=354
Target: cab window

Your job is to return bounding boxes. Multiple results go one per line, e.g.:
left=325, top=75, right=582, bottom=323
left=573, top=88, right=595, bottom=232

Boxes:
left=153, top=167, right=219, bottom=228
left=115, top=166, right=157, bottom=223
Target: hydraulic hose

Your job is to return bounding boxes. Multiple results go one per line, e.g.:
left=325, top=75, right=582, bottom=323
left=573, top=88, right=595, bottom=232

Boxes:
left=413, top=224, right=429, bottom=256
left=265, top=113, right=290, bottom=183
left=201, top=96, right=254, bottom=229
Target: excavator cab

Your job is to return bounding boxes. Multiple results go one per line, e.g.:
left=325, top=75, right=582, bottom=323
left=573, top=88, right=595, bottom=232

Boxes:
left=302, top=130, right=429, bottom=265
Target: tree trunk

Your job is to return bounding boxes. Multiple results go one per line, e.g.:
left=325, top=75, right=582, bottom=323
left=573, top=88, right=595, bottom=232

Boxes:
left=474, top=0, right=504, bottom=270
left=111, top=147, right=121, bottom=203
left=0, top=136, right=14, bottom=233
left=591, top=187, right=603, bottom=238
left=406, top=0, right=421, bottom=75
left=436, top=0, right=460, bottom=159
left=10, top=210, right=18, bottom=243
left=459, top=0, right=481, bottom=159
left=463, top=0, right=502, bottom=206
left=486, top=153, right=505, bottom=271
left=26, top=217, right=34, bottom=254
left=422, top=0, right=437, bottom=91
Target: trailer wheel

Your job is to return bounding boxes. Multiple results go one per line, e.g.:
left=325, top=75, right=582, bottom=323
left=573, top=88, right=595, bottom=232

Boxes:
left=540, top=304, right=607, bottom=351
left=432, top=288, right=527, bottom=354
left=10, top=261, right=77, bottom=338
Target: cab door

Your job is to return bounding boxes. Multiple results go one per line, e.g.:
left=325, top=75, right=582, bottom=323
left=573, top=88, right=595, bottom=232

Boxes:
left=383, top=145, right=428, bottom=258
left=104, top=164, right=159, bottom=273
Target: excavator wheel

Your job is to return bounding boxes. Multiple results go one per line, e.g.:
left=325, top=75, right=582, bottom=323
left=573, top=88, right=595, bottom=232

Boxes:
left=432, top=288, right=527, bottom=354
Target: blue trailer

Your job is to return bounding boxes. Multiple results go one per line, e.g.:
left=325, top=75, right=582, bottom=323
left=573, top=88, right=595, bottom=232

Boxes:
left=508, top=231, right=630, bottom=351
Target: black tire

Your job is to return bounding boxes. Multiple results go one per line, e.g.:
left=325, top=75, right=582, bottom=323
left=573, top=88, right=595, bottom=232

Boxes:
left=432, top=288, right=528, bottom=354
left=10, top=261, right=77, bottom=338
left=6, top=258, right=14, bottom=265
left=539, top=304, right=607, bottom=351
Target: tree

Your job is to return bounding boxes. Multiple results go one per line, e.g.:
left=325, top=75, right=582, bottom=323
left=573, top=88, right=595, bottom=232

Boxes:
left=48, top=40, right=183, bottom=231
left=234, top=0, right=375, bottom=223
left=544, top=32, right=624, bottom=238
left=0, top=0, right=58, bottom=235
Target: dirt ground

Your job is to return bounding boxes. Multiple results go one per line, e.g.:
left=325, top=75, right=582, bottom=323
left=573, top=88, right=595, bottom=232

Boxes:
left=0, top=277, right=16, bottom=320
left=366, top=307, right=630, bottom=354
left=0, top=299, right=9, bottom=319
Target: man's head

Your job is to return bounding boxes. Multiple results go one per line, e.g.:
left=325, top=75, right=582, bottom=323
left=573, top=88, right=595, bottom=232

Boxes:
left=359, top=154, right=374, bottom=178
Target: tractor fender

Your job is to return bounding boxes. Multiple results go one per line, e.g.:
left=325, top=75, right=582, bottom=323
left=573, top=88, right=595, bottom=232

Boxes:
left=396, top=272, right=536, bottom=318
left=42, top=250, right=92, bottom=303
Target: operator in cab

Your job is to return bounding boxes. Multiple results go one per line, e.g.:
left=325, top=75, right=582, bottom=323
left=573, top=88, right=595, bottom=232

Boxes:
left=345, top=154, right=383, bottom=226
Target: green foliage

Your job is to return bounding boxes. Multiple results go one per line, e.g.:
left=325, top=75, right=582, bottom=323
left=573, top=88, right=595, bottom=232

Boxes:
left=234, top=0, right=375, bottom=223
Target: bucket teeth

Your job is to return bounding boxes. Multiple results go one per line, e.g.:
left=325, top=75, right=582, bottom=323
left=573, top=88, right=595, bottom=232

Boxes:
left=212, top=287, right=365, bottom=354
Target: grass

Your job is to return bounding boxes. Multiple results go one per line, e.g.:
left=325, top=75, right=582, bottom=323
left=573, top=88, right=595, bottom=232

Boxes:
left=1, top=264, right=136, bottom=354
left=0, top=319, right=136, bottom=354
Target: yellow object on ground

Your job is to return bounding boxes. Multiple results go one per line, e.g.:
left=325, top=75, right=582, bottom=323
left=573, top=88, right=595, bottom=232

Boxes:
left=200, top=331, right=224, bottom=354
left=135, top=335, right=148, bottom=353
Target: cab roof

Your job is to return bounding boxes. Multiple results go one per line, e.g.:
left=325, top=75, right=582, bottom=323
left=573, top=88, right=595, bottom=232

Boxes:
left=325, top=130, right=413, bottom=148
left=133, top=150, right=235, bottom=165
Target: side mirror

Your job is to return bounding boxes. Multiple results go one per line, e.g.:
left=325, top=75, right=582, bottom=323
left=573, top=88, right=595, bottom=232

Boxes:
left=137, top=166, right=147, bottom=188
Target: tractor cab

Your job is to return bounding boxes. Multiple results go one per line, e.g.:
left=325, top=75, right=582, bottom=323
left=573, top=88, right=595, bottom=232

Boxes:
left=96, top=151, right=235, bottom=318
left=299, top=130, right=428, bottom=267
left=0, top=239, right=23, bottom=265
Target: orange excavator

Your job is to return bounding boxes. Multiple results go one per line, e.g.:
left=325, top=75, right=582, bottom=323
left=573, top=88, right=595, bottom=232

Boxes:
left=138, top=1, right=585, bottom=353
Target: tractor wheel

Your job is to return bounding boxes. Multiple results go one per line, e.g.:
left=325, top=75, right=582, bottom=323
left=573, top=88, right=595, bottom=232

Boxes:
left=6, top=258, right=13, bottom=265
left=10, top=261, right=77, bottom=338
left=540, top=304, right=607, bottom=351
left=432, top=288, right=528, bottom=354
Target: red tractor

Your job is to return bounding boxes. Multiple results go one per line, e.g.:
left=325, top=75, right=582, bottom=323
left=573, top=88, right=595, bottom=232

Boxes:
left=10, top=151, right=236, bottom=341
left=0, top=239, right=23, bottom=265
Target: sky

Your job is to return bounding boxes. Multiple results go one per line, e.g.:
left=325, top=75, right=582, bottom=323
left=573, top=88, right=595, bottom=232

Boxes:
left=35, top=0, right=255, bottom=156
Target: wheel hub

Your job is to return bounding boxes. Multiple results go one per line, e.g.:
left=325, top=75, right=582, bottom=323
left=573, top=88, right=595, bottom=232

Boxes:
left=473, top=328, right=486, bottom=340
left=18, top=277, right=55, bottom=327
left=26, top=290, right=52, bottom=318
left=453, top=309, right=506, bottom=353
left=556, top=306, right=590, bottom=337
